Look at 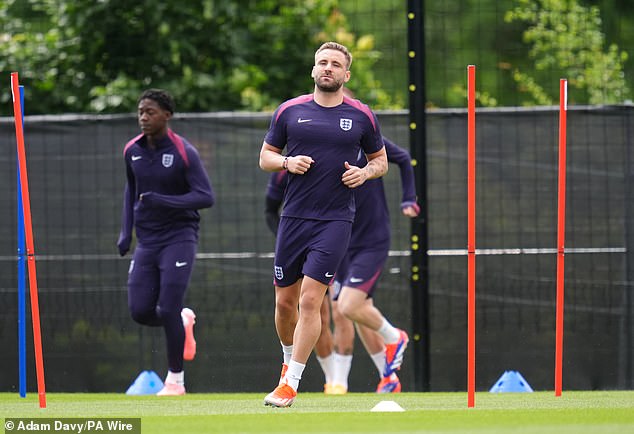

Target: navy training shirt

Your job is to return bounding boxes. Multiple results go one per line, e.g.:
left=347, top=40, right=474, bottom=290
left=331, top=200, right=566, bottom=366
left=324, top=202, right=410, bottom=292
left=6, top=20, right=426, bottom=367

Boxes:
left=264, top=94, right=384, bottom=222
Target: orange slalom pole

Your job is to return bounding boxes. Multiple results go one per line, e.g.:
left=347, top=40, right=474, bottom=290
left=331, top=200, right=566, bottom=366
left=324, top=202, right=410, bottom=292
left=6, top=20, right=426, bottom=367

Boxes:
left=11, top=72, right=47, bottom=408
left=467, top=65, right=476, bottom=408
left=554, top=79, right=567, bottom=397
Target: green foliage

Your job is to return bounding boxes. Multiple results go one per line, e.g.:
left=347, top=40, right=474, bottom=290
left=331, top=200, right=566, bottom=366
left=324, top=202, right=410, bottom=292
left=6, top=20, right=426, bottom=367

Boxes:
left=0, top=0, right=395, bottom=114
left=4, top=1, right=632, bottom=112
left=339, top=0, right=409, bottom=109
left=313, top=7, right=402, bottom=109
left=423, top=0, right=518, bottom=108
left=422, top=0, right=634, bottom=108
left=505, top=0, right=630, bottom=105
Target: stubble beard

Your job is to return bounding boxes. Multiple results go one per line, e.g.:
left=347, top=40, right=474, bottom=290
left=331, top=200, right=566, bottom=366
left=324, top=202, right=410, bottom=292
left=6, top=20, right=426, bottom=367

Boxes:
left=315, top=76, right=343, bottom=93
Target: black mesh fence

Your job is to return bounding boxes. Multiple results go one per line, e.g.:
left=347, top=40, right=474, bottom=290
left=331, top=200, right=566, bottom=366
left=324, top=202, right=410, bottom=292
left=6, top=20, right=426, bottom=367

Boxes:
left=426, top=106, right=633, bottom=391
left=0, top=106, right=632, bottom=393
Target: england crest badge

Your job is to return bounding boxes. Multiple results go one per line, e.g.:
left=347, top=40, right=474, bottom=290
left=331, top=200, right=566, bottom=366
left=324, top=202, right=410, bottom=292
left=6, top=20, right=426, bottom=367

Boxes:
left=162, top=153, right=174, bottom=168
left=340, top=118, right=353, bottom=131
left=274, top=265, right=284, bottom=280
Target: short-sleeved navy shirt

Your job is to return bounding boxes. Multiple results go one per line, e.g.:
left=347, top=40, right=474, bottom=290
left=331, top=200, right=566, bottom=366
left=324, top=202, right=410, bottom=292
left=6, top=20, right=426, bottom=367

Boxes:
left=264, top=94, right=384, bottom=222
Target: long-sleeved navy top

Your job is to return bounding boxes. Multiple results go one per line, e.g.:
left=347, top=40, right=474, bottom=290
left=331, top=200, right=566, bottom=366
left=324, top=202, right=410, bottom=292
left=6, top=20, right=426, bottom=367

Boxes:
left=118, top=129, right=214, bottom=249
left=348, top=137, right=417, bottom=250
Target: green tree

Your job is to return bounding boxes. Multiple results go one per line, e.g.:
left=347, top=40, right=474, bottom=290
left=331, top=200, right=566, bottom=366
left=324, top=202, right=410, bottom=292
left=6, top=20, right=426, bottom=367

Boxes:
left=0, top=0, right=394, bottom=114
left=505, top=0, right=630, bottom=105
left=421, top=0, right=634, bottom=108
left=422, top=0, right=522, bottom=108
left=338, top=0, right=408, bottom=108
left=314, top=7, right=402, bottom=109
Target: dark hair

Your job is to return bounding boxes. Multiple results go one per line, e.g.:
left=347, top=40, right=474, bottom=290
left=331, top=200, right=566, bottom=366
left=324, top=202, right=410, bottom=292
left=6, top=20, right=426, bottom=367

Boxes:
left=138, top=89, right=175, bottom=114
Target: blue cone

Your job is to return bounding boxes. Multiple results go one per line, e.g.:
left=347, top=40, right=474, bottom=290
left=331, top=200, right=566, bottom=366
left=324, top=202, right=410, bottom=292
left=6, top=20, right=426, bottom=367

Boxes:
left=125, top=370, right=164, bottom=395
left=489, top=370, right=534, bottom=393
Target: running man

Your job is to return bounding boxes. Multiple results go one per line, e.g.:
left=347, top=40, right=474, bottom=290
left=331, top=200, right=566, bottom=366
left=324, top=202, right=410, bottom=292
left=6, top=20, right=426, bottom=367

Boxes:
left=264, top=170, right=337, bottom=393
left=330, top=136, right=419, bottom=394
left=259, top=41, right=388, bottom=407
left=117, top=89, right=215, bottom=396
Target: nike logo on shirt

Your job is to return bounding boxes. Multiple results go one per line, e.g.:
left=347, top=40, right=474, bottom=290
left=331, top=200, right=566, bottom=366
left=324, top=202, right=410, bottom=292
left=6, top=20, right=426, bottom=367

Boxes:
left=297, top=118, right=312, bottom=123
left=175, top=261, right=188, bottom=267
left=131, top=155, right=142, bottom=161
left=325, top=272, right=334, bottom=278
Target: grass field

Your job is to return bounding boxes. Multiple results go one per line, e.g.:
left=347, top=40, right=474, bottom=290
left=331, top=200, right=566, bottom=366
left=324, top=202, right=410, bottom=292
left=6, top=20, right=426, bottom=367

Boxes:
left=2, top=391, right=633, bottom=433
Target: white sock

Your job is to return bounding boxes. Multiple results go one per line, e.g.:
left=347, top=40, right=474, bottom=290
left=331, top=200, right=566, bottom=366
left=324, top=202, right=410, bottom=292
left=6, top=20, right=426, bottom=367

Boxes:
left=316, top=352, right=335, bottom=385
left=370, top=351, right=386, bottom=378
left=285, top=360, right=305, bottom=391
left=281, top=342, right=293, bottom=365
left=377, top=319, right=400, bottom=344
left=333, top=353, right=353, bottom=389
left=165, top=370, right=184, bottom=385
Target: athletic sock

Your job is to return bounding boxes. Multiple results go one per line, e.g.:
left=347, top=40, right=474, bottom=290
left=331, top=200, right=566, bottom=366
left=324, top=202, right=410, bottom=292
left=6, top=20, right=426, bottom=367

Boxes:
left=333, top=353, right=353, bottom=389
left=166, top=370, right=184, bottom=385
left=281, top=342, right=293, bottom=365
left=370, top=351, right=386, bottom=378
left=377, top=318, right=400, bottom=344
left=285, top=360, right=305, bottom=391
left=316, top=352, right=335, bottom=385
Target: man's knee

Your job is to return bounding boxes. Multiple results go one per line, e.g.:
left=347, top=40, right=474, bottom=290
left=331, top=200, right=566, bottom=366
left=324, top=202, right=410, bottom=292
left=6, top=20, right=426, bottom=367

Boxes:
left=129, top=306, right=155, bottom=325
left=276, top=293, right=298, bottom=319
left=337, top=292, right=363, bottom=320
left=155, top=304, right=180, bottom=322
left=337, top=301, right=357, bottom=319
left=299, top=292, right=325, bottom=315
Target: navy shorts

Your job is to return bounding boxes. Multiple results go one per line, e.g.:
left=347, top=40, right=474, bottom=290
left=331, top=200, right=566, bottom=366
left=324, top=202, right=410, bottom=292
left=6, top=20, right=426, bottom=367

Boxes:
left=274, top=217, right=352, bottom=287
left=332, top=246, right=387, bottom=300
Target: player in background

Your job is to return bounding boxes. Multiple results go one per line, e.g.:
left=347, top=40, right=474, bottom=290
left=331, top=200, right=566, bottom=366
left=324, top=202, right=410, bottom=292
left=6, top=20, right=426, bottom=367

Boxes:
left=264, top=170, right=338, bottom=394
left=117, top=89, right=214, bottom=396
left=259, top=41, right=388, bottom=407
left=329, top=135, right=419, bottom=394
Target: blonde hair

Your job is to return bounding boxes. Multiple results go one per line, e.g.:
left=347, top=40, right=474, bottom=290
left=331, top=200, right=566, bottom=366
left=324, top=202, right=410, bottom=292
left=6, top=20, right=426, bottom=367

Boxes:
left=315, top=42, right=352, bottom=70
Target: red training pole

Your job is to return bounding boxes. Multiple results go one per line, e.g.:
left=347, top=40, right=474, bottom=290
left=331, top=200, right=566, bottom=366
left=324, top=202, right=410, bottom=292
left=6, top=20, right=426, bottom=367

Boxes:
left=11, top=72, right=47, bottom=408
left=467, top=65, right=476, bottom=408
left=554, top=79, right=567, bottom=397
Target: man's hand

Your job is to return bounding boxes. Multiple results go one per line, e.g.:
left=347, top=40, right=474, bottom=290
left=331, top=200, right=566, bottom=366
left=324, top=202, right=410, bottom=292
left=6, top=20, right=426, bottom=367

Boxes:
left=342, top=161, right=369, bottom=188
left=401, top=201, right=420, bottom=218
left=287, top=155, right=314, bottom=175
left=117, top=236, right=131, bottom=257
